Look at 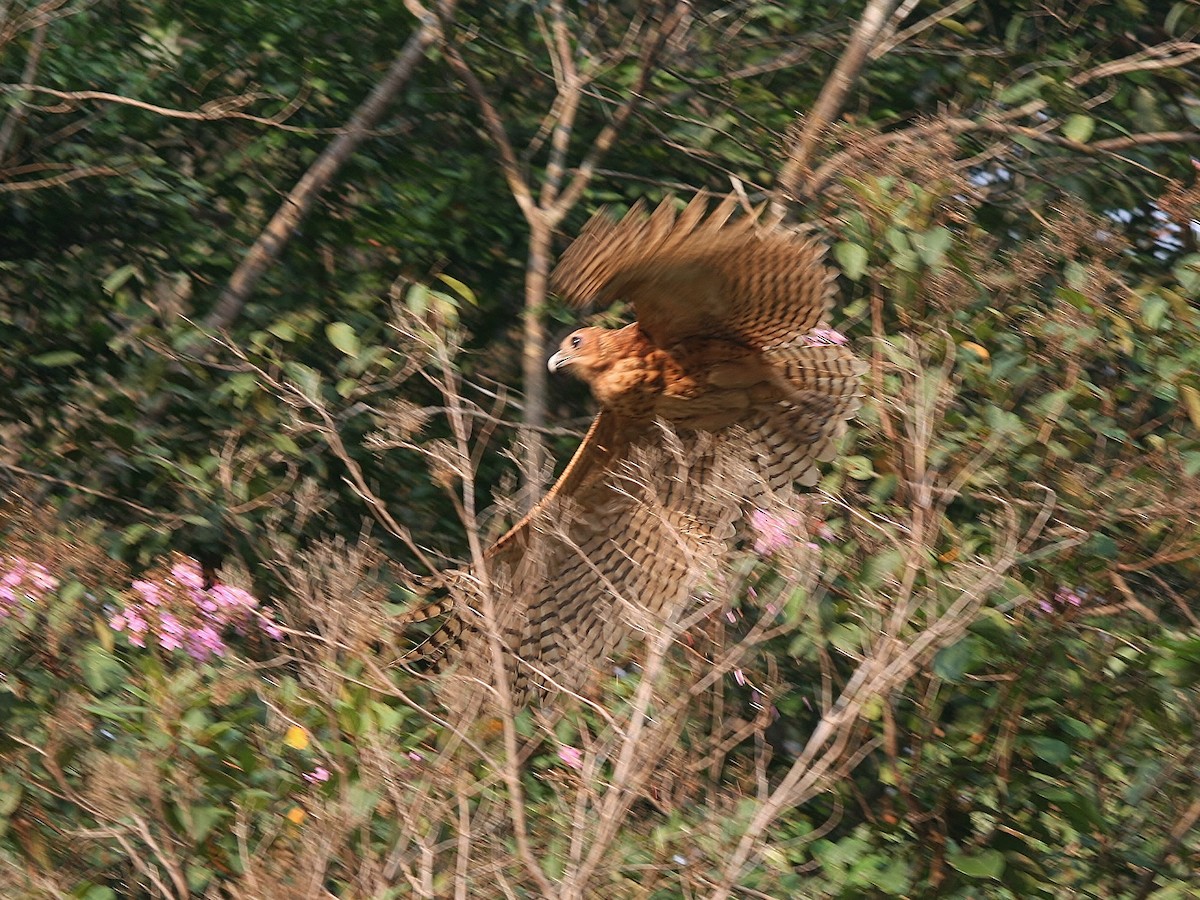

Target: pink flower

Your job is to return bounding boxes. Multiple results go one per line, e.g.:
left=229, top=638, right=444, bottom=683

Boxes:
left=132, top=580, right=162, bottom=605
left=802, top=328, right=847, bottom=346
left=170, top=559, right=205, bottom=590
left=29, top=568, right=58, bottom=592
left=1055, top=587, right=1083, bottom=607
left=750, top=508, right=804, bottom=556
left=0, top=556, right=58, bottom=610
left=211, top=585, right=257, bottom=609
left=303, top=766, right=331, bottom=784
left=557, top=746, right=583, bottom=770
left=107, top=555, right=282, bottom=658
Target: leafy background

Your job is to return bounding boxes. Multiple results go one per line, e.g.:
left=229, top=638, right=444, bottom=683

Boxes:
left=2, top=0, right=1199, bottom=896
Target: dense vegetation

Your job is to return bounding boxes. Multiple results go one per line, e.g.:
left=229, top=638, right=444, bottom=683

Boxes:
left=2, top=0, right=1199, bottom=896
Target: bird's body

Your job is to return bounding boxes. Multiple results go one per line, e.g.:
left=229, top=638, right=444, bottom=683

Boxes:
left=551, top=323, right=773, bottom=428
left=405, top=194, right=867, bottom=705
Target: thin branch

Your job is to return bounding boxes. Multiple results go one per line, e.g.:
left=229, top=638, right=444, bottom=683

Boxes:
left=0, top=83, right=312, bottom=130
left=206, top=5, right=451, bottom=331
left=869, top=0, right=975, bottom=60
left=440, top=36, right=536, bottom=217
left=805, top=109, right=1199, bottom=197
left=0, top=163, right=120, bottom=191
left=0, top=21, right=46, bottom=162
left=774, top=0, right=901, bottom=207
left=553, top=1, right=692, bottom=214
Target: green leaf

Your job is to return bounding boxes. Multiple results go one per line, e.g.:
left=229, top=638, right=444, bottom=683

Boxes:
left=60, top=580, right=86, bottom=603
left=102, top=264, right=138, bottom=295
left=186, top=865, right=214, bottom=893
left=406, top=283, right=431, bottom=316
left=437, top=273, right=476, bottom=305
left=347, top=784, right=380, bottom=816
left=31, top=351, right=84, bottom=367
left=1064, top=260, right=1087, bottom=291
left=326, top=322, right=360, bottom=357
left=933, top=636, right=979, bottom=683
left=998, top=74, right=1049, bottom=105
left=835, top=241, right=869, bottom=281
left=267, top=321, right=297, bottom=341
left=0, top=777, right=23, bottom=817
left=121, top=523, right=151, bottom=545
left=912, top=227, right=952, bottom=267
left=284, top=362, right=321, bottom=399
left=81, top=644, right=125, bottom=693
left=861, top=548, right=903, bottom=589
left=1183, top=451, right=1200, bottom=477
left=1141, top=294, right=1168, bottom=329
left=272, top=433, right=302, bottom=456
left=1174, top=253, right=1200, bottom=298
left=1082, top=532, right=1118, bottom=559
left=1165, top=2, right=1190, bottom=35
left=1061, top=114, right=1095, bottom=143
left=186, top=805, right=225, bottom=843
left=947, top=848, right=1004, bottom=879
left=828, top=623, right=863, bottom=654
left=843, top=455, right=876, bottom=480
left=1028, top=736, right=1071, bottom=765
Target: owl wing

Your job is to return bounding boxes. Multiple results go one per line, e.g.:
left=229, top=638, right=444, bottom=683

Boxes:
left=551, top=194, right=835, bottom=349
left=428, top=417, right=749, bottom=704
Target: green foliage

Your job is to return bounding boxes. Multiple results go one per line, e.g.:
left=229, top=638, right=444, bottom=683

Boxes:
left=2, top=0, right=1199, bottom=895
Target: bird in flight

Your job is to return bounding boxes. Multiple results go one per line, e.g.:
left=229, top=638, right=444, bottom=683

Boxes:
left=407, top=194, right=866, bottom=705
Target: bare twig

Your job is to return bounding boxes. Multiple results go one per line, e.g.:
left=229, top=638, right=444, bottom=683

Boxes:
left=0, top=83, right=310, bottom=129
left=0, top=162, right=121, bottom=191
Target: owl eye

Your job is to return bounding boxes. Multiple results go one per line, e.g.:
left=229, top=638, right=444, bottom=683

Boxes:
left=570, top=334, right=583, bottom=349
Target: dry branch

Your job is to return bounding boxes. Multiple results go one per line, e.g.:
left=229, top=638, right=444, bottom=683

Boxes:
left=774, top=0, right=901, bottom=207
left=206, top=3, right=454, bottom=332
left=440, top=0, right=690, bottom=498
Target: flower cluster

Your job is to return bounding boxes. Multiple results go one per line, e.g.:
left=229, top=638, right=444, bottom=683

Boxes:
left=109, top=555, right=283, bottom=659
left=0, top=555, right=59, bottom=617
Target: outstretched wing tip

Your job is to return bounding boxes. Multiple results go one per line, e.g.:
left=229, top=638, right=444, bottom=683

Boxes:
left=553, top=190, right=841, bottom=348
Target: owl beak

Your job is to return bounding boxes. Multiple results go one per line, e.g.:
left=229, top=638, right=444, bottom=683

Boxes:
left=547, top=350, right=569, bottom=373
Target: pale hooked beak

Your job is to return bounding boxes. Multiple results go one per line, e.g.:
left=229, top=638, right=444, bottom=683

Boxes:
left=547, top=350, right=569, bottom=373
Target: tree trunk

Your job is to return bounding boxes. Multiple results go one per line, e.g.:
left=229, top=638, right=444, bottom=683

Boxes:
left=520, top=215, right=553, bottom=500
